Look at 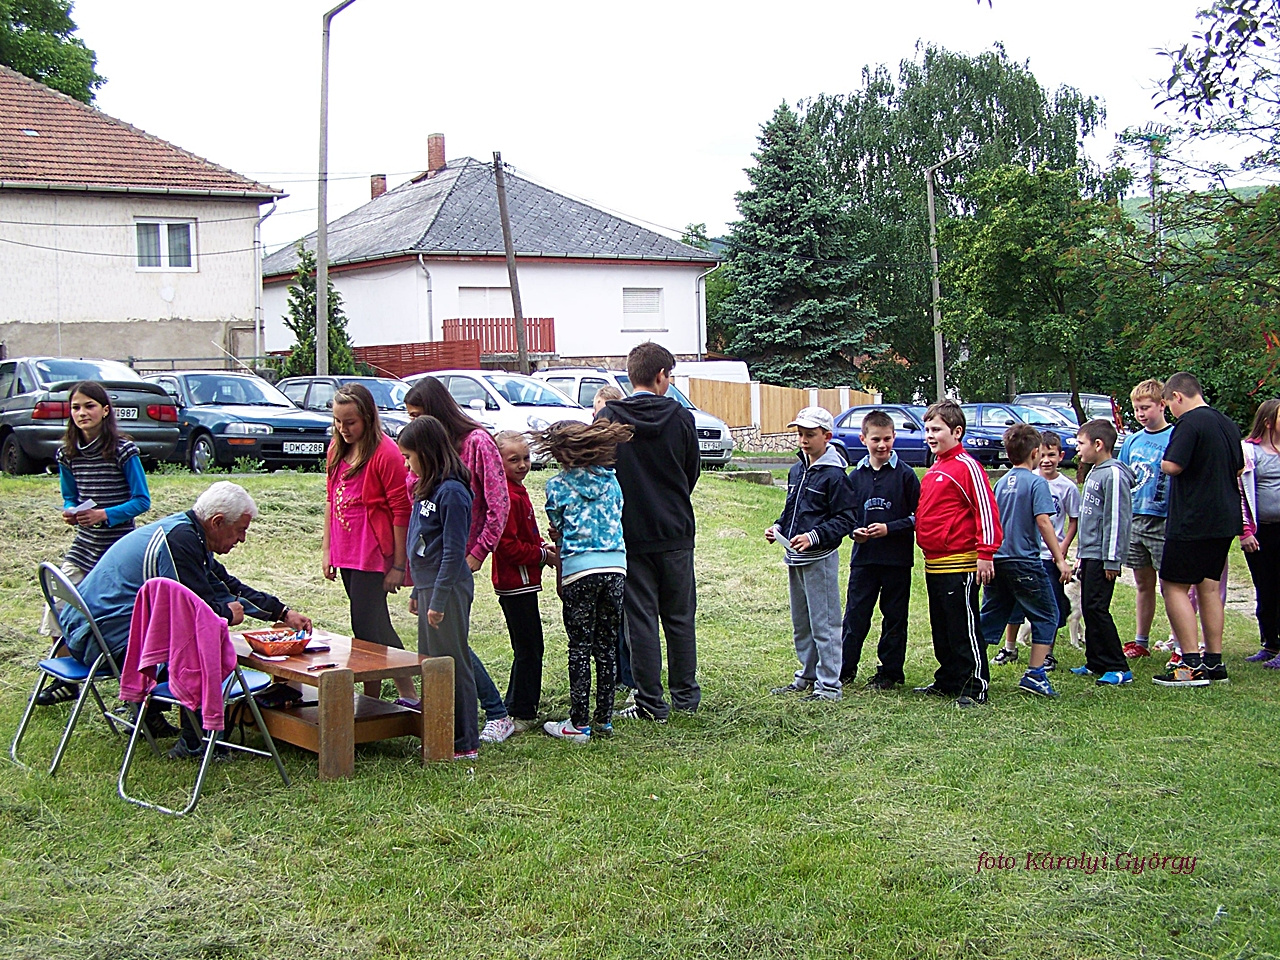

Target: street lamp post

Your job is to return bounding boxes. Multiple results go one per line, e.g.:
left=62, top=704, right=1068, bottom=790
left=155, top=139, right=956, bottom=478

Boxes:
left=316, top=0, right=359, bottom=377
left=925, top=148, right=971, bottom=402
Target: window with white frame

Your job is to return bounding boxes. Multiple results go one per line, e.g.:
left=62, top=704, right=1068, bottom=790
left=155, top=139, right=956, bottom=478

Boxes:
left=136, top=219, right=195, bottom=270
left=622, top=287, right=664, bottom=331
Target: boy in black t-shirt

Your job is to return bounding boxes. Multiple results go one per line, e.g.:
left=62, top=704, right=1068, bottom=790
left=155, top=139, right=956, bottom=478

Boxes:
left=1153, top=372, right=1245, bottom=687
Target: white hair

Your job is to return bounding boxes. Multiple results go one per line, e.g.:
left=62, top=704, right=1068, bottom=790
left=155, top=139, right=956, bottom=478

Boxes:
left=192, top=481, right=259, bottom=523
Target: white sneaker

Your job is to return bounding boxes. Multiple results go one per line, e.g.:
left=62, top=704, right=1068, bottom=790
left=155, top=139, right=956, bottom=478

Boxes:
left=542, top=718, right=590, bottom=743
left=479, top=716, right=515, bottom=743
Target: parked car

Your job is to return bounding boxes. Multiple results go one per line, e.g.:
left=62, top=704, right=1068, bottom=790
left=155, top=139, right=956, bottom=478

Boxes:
left=533, top=367, right=736, bottom=466
left=832, top=403, right=1007, bottom=467
left=1014, top=392, right=1126, bottom=435
left=960, top=403, right=1079, bottom=465
left=144, top=371, right=333, bottom=473
left=0, top=356, right=179, bottom=475
left=402, top=369, right=593, bottom=463
left=276, top=375, right=411, bottom=438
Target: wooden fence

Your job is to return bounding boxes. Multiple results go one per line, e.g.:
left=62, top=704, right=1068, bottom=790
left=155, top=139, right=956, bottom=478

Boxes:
left=760, top=384, right=812, bottom=434
left=441, top=317, right=556, bottom=355
left=353, top=340, right=481, bottom=378
left=687, top=378, right=752, bottom=427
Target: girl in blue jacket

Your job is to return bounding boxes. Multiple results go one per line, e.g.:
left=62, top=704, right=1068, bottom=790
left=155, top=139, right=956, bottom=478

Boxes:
left=536, top=419, right=634, bottom=743
left=399, top=415, right=478, bottom=759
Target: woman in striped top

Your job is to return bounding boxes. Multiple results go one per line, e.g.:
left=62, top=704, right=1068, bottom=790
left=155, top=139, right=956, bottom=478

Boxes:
left=38, top=381, right=151, bottom=701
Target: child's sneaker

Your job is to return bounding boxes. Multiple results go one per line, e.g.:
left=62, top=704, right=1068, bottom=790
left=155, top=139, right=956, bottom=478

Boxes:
left=1246, top=647, right=1278, bottom=663
left=453, top=748, right=479, bottom=760
left=1095, top=670, right=1133, bottom=686
left=1043, top=654, right=1057, bottom=672
left=1263, top=653, right=1280, bottom=670
left=615, top=704, right=667, bottom=723
left=798, top=690, right=841, bottom=702
left=864, top=674, right=903, bottom=691
left=1122, top=641, right=1150, bottom=659
left=1018, top=671, right=1057, bottom=698
left=1152, top=664, right=1210, bottom=687
left=1154, top=637, right=1178, bottom=652
left=1069, top=665, right=1096, bottom=677
left=993, top=647, right=1019, bottom=666
left=770, top=679, right=813, bottom=695
left=592, top=722, right=613, bottom=738
left=509, top=716, right=541, bottom=734
left=1194, top=662, right=1230, bottom=684
left=479, top=716, right=515, bottom=743
left=1164, top=650, right=1184, bottom=670
left=543, top=718, right=591, bottom=743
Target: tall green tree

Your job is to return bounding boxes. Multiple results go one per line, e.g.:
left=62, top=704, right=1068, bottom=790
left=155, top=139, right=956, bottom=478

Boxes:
left=0, top=0, right=103, bottom=102
left=802, top=43, right=1120, bottom=399
left=719, top=103, right=880, bottom=388
left=279, top=243, right=362, bottom=378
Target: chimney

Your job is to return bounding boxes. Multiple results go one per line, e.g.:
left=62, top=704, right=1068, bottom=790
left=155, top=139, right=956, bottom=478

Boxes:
left=427, top=132, right=446, bottom=176
left=370, top=173, right=387, bottom=199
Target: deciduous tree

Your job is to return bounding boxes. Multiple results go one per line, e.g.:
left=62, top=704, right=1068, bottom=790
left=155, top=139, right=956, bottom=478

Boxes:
left=0, top=0, right=103, bottom=102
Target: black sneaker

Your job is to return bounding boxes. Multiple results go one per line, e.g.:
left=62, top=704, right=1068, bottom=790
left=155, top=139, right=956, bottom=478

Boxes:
left=865, top=675, right=903, bottom=691
left=912, top=683, right=950, bottom=697
left=770, top=680, right=813, bottom=695
left=956, top=694, right=988, bottom=709
left=1043, top=654, right=1058, bottom=673
left=167, top=735, right=230, bottom=761
left=993, top=647, right=1019, bottom=666
left=1195, top=662, right=1230, bottom=684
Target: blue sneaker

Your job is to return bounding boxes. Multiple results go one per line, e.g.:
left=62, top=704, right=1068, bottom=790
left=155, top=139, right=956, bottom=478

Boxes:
left=1069, top=665, right=1095, bottom=677
left=1018, top=671, right=1058, bottom=698
left=1095, top=670, right=1133, bottom=686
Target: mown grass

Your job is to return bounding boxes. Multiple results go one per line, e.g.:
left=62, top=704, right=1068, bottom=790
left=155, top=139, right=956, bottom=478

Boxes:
left=1, top=472, right=1278, bottom=960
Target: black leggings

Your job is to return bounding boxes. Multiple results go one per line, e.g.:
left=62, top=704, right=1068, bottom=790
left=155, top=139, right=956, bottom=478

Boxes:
left=1245, top=522, right=1280, bottom=650
left=500, top=592, right=545, bottom=721
left=562, top=573, right=624, bottom=729
left=340, top=568, right=404, bottom=649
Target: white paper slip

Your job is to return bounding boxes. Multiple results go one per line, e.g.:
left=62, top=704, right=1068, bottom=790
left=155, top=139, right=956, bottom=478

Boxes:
left=73, top=499, right=97, bottom=513
left=256, top=654, right=290, bottom=661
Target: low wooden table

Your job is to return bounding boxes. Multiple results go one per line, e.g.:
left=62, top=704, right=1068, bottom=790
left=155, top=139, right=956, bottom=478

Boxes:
left=232, top=629, right=454, bottom=780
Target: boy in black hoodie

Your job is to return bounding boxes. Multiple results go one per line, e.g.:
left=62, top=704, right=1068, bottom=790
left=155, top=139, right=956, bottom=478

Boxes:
left=596, top=342, right=701, bottom=721
left=840, top=410, right=921, bottom=690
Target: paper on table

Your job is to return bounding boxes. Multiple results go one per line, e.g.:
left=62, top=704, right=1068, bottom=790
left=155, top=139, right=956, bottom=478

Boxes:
left=256, top=654, right=290, bottom=661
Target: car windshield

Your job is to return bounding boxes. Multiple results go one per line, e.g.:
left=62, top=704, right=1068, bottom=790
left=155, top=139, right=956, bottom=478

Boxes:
left=1020, top=405, right=1073, bottom=427
left=184, top=374, right=294, bottom=407
left=665, top=384, right=695, bottom=409
left=483, top=374, right=577, bottom=407
left=343, top=377, right=407, bottom=410
left=35, top=359, right=141, bottom=384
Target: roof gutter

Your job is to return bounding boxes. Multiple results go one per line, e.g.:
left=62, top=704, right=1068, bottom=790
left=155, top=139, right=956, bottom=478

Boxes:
left=254, top=200, right=278, bottom=361
left=264, top=249, right=721, bottom=281
left=417, top=254, right=434, bottom=343
left=694, top=262, right=721, bottom=361
left=0, top=180, right=285, bottom=200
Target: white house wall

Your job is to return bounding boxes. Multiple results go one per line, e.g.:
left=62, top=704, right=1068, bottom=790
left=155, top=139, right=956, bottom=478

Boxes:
left=0, top=191, right=263, bottom=324
left=263, top=258, right=709, bottom=358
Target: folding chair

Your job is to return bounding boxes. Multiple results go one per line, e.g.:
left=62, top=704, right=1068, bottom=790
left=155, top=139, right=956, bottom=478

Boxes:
left=11, top=562, right=126, bottom=775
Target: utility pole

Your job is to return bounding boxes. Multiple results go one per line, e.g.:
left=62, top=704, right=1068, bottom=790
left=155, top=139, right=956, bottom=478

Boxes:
left=926, top=148, right=970, bottom=402
left=493, top=152, right=529, bottom=374
left=316, top=0, right=359, bottom=376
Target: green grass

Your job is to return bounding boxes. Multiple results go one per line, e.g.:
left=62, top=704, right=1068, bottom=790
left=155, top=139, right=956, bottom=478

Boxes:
left=1, top=472, right=1278, bottom=959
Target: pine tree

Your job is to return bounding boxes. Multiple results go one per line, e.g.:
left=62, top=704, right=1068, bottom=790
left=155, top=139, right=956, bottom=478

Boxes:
left=722, top=102, right=879, bottom=388
left=279, top=243, right=363, bottom=377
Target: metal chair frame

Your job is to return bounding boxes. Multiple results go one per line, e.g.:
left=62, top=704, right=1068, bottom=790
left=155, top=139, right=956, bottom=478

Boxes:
left=11, top=562, right=135, bottom=774
left=118, top=663, right=290, bottom=816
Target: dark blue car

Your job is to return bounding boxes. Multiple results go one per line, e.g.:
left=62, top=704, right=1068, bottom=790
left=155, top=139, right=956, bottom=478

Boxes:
left=834, top=403, right=1008, bottom=467
left=960, top=404, right=1079, bottom=465
left=145, top=371, right=333, bottom=473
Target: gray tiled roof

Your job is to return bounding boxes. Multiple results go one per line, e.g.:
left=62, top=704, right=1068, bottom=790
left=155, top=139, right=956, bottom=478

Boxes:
left=262, top=158, right=718, bottom=277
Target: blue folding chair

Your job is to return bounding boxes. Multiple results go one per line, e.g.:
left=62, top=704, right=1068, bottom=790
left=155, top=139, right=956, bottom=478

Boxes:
left=11, top=562, right=126, bottom=775
left=118, top=664, right=289, bottom=816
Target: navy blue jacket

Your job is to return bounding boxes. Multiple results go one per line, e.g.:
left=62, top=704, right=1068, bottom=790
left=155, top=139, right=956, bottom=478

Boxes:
left=407, top=476, right=474, bottom=613
left=773, top=445, right=857, bottom=565
left=847, top=453, right=920, bottom=567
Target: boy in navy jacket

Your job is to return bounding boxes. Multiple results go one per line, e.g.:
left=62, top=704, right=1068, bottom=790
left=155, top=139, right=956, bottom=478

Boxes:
left=766, top=407, right=857, bottom=701
left=840, top=410, right=921, bottom=690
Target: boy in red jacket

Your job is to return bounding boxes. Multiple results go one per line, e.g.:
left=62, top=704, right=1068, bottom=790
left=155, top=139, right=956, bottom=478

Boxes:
left=914, top=401, right=1003, bottom=707
left=492, top=431, right=557, bottom=732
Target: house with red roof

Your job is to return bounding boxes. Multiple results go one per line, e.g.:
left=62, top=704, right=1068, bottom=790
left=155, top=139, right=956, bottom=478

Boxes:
left=0, top=64, right=283, bottom=362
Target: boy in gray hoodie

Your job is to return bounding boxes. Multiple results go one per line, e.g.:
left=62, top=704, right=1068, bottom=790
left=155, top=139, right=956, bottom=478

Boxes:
left=1071, top=419, right=1135, bottom=684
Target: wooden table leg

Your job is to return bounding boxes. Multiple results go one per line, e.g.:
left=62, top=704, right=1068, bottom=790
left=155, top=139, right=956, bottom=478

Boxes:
left=316, top=668, right=355, bottom=780
left=419, top=656, right=454, bottom=762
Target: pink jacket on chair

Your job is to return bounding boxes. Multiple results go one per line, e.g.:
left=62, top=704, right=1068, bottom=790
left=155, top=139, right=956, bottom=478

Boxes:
left=120, top=578, right=237, bottom=731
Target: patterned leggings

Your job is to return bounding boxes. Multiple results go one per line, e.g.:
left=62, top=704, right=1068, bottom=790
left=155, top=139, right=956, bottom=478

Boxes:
left=561, top=572, right=625, bottom=728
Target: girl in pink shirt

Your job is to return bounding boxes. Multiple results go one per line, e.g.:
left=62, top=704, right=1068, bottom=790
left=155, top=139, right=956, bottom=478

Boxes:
left=322, top=383, right=416, bottom=701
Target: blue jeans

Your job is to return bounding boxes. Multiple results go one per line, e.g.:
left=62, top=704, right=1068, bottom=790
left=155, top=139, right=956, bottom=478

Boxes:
left=1006, top=558, right=1069, bottom=629
left=471, top=650, right=507, bottom=722
left=980, top=558, right=1059, bottom=647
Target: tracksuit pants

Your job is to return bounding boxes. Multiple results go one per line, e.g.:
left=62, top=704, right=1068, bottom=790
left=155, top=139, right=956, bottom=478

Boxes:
left=1079, top=559, right=1128, bottom=674
left=789, top=551, right=844, bottom=697
left=415, top=577, right=479, bottom=755
left=926, top=571, right=989, bottom=700
left=625, top=548, right=699, bottom=720
left=840, top=563, right=912, bottom=684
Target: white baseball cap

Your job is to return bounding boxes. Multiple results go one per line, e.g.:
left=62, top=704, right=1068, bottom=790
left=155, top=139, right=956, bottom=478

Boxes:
left=787, top=406, right=834, bottom=432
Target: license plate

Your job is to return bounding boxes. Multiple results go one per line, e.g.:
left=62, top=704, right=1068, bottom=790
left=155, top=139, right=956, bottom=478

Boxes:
left=997, top=451, right=1008, bottom=460
left=699, top=440, right=719, bottom=452
left=283, top=442, right=324, bottom=455
left=116, top=407, right=137, bottom=419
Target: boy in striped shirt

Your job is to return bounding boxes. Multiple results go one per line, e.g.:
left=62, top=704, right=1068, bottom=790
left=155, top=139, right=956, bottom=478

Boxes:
left=914, top=401, right=1003, bottom=708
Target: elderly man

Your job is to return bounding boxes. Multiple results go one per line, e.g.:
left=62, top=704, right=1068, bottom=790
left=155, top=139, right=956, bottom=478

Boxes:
left=60, top=481, right=312, bottom=667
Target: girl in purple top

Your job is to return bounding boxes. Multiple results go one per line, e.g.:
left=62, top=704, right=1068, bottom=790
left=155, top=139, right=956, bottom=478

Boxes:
left=404, top=378, right=514, bottom=742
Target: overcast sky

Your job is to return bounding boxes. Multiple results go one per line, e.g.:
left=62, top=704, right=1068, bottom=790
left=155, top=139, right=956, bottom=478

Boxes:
left=74, top=0, right=1230, bottom=252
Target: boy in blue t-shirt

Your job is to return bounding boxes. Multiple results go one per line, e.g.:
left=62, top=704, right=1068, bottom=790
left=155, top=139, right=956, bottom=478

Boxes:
left=978, top=425, right=1073, bottom=697
left=1118, top=378, right=1174, bottom=659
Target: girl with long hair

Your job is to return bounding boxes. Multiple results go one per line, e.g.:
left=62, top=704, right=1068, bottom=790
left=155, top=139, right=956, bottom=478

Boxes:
left=1241, top=397, right=1280, bottom=668
left=534, top=419, right=633, bottom=742
left=322, top=382, right=416, bottom=701
left=398, top=415, right=479, bottom=759
left=404, top=377, right=515, bottom=742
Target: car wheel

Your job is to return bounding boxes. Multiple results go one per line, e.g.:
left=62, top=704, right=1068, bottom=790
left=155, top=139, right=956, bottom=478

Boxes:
left=1, top=433, right=34, bottom=476
left=188, top=433, right=217, bottom=474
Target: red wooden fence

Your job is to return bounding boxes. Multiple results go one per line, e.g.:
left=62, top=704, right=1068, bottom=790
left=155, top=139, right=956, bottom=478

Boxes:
left=441, top=317, right=555, bottom=355
left=353, top=340, right=481, bottom=378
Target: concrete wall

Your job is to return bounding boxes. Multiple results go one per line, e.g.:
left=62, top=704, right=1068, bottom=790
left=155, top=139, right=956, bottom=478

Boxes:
left=0, top=318, right=254, bottom=367
left=262, top=257, right=710, bottom=359
left=0, top=190, right=265, bottom=325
